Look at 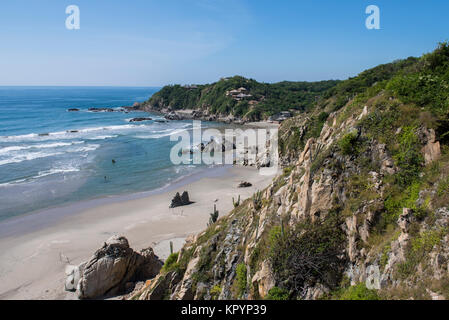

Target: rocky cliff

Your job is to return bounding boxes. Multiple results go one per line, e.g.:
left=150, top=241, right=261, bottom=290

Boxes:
left=130, top=43, right=449, bottom=300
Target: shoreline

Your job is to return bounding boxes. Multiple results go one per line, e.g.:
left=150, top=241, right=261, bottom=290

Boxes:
left=0, top=165, right=233, bottom=239
left=0, top=165, right=276, bottom=300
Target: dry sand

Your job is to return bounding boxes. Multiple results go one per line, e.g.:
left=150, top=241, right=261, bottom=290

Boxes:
left=0, top=165, right=275, bottom=300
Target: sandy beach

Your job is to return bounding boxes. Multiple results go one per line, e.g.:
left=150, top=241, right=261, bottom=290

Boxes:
left=0, top=165, right=275, bottom=300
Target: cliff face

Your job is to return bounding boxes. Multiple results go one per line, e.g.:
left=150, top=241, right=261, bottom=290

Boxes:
left=131, top=43, right=449, bottom=300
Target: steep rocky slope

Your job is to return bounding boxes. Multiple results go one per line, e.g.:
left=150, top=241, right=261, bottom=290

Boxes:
left=131, top=43, right=449, bottom=300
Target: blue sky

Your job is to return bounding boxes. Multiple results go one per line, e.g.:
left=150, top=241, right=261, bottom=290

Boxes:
left=0, top=0, right=447, bottom=86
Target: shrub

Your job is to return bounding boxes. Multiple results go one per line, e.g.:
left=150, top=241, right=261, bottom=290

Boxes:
left=235, top=263, right=247, bottom=297
left=162, top=252, right=179, bottom=273
left=393, top=126, right=423, bottom=187
left=438, top=175, right=449, bottom=197
left=269, top=214, right=346, bottom=297
left=268, top=225, right=284, bottom=247
left=252, top=191, right=263, bottom=210
left=397, top=228, right=447, bottom=279
left=265, top=287, right=289, bottom=300
left=337, top=283, right=380, bottom=300
left=338, top=131, right=359, bottom=155
left=210, top=285, right=222, bottom=300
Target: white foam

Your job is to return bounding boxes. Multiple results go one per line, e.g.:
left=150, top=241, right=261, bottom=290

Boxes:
left=86, top=135, right=117, bottom=140
left=0, top=124, right=151, bottom=143
left=0, top=141, right=84, bottom=155
left=0, top=143, right=99, bottom=166
left=134, top=128, right=189, bottom=139
left=36, top=166, right=81, bottom=179
left=0, top=151, right=65, bottom=166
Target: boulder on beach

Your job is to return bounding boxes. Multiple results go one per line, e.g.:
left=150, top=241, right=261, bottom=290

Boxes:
left=238, top=181, right=252, bottom=188
left=170, top=191, right=192, bottom=208
left=74, top=235, right=163, bottom=299
left=65, top=264, right=84, bottom=292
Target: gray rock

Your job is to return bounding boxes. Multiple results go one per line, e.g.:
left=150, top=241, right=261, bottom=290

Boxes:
left=170, top=191, right=192, bottom=208
left=77, top=235, right=162, bottom=299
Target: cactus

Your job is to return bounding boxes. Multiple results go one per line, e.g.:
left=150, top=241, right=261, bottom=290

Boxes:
left=252, top=190, right=262, bottom=210
left=170, top=241, right=173, bottom=255
left=232, top=195, right=241, bottom=208
left=208, top=204, right=219, bottom=226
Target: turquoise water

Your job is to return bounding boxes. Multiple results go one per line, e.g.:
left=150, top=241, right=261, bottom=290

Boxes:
left=0, top=87, right=214, bottom=221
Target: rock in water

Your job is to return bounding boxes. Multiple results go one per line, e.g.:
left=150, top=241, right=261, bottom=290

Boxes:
left=129, top=117, right=153, bottom=122
left=76, top=235, right=162, bottom=299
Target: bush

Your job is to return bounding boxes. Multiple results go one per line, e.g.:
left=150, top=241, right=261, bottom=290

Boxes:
left=386, top=42, right=449, bottom=116
left=265, top=287, right=289, bottom=300
left=337, top=283, right=379, bottom=300
left=393, top=126, right=423, bottom=187
left=338, top=131, right=359, bottom=155
left=235, top=263, right=247, bottom=297
left=269, top=214, right=346, bottom=297
left=210, top=285, right=222, bottom=300
left=162, top=252, right=179, bottom=273
left=397, top=228, right=446, bottom=279
left=438, top=175, right=449, bottom=196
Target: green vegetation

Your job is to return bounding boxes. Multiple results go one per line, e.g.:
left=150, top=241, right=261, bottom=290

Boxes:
left=269, top=213, right=346, bottom=298
left=394, top=126, right=424, bottom=187
left=397, top=228, right=447, bottom=279
left=265, top=287, right=289, bottom=300
left=437, top=175, right=449, bottom=197
left=252, top=190, right=263, bottom=210
left=323, top=57, right=419, bottom=111
left=208, top=204, right=219, bottom=226
left=387, top=42, right=449, bottom=116
left=161, top=252, right=179, bottom=273
left=334, top=283, right=380, bottom=300
left=235, top=263, right=247, bottom=297
left=279, top=111, right=330, bottom=155
left=338, top=131, right=359, bottom=156
left=210, top=285, right=222, bottom=300
left=145, top=76, right=339, bottom=121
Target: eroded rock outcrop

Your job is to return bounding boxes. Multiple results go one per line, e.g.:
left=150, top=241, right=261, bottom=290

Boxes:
left=419, top=127, right=441, bottom=165
left=74, top=236, right=162, bottom=299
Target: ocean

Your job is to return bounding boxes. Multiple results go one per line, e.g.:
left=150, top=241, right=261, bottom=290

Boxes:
left=0, top=86, right=216, bottom=221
